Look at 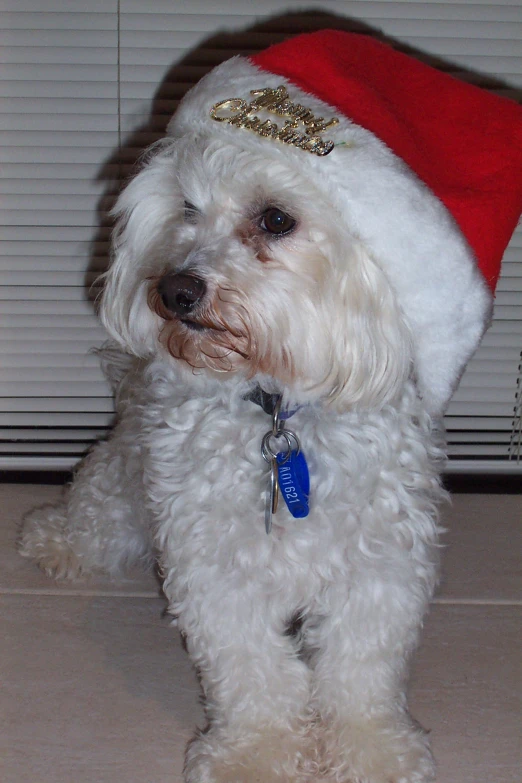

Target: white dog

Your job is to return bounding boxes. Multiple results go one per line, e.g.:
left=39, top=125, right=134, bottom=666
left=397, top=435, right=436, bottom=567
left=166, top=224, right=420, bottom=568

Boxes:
left=20, top=30, right=516, bottom=783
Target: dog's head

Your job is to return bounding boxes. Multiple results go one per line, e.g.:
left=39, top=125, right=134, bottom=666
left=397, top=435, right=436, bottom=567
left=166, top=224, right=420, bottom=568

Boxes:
left=101, top=41, right=496, bottom=416
left=101, top=131, right=413, bottom=411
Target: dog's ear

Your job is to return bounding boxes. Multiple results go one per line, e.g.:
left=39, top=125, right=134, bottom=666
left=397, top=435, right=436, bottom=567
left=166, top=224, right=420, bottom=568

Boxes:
left=325, top=242, right=413, bottom=413
left=100, top=146, right=180, bottom=356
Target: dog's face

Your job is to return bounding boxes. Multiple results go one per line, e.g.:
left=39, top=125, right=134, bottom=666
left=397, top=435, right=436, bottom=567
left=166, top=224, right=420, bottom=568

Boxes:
left=102, top=134, right=412, bottom=410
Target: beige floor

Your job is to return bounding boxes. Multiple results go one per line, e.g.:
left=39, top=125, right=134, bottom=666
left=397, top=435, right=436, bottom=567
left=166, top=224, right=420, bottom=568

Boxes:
left=1, top=484, right=521, bottom=783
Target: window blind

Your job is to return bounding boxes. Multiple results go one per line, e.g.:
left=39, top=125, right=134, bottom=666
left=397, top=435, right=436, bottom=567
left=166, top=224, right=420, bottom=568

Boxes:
left=1, top=0, right=521, bottom=472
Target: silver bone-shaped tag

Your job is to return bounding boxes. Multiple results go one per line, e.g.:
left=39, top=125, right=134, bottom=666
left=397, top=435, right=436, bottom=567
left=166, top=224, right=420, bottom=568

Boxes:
left=265, top=457, right=279, bottom=534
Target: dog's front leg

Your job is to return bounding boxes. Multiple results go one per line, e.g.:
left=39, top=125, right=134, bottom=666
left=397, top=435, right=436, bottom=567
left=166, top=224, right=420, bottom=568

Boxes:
left=19, top=422, right=152, bottom=580
left=308, top=573, right=436, bottom=783
left=168, top=580, right=314, bottom=783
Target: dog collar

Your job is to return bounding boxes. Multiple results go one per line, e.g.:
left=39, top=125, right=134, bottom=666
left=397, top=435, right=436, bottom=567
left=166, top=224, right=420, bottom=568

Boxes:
left=243, top=384, right=300, bottom=420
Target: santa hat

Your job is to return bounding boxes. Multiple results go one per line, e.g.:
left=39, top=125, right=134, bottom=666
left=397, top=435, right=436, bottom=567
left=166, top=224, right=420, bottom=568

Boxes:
left=168, top=30, right=522, bottom=416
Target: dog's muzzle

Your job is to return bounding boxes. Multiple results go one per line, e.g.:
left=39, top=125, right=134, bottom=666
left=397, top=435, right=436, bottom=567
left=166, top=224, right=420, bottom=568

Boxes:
left=157, top=272, right=207, bottom=317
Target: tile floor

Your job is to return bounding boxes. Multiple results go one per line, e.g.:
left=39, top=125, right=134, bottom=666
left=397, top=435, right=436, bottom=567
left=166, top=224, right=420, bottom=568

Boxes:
left=1, top=484, right=521, bottom=783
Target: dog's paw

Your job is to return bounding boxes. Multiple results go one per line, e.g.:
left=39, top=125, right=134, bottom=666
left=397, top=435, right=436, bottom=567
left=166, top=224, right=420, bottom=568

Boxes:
left=185, top=726, right=311, bottom=783
left=320, top=714, right=435, bottom=783
left=19, top=503, right=82, bottom=580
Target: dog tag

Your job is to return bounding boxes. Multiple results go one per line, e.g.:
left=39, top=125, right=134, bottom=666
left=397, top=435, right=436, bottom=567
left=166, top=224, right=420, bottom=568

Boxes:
left=265, top=457, right=279, bottom=534
left=277, top=449, right=310, bottom=518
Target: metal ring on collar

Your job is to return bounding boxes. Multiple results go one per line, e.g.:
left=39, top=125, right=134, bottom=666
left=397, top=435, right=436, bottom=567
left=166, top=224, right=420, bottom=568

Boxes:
left=272, top=396, right=283, bottom=436
left=261, top=429, right=300, bottom=464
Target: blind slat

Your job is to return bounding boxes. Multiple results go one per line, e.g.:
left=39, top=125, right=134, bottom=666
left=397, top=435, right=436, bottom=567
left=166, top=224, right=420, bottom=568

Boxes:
left=2, top=412, right=113, bottom=426
left=4, top=397, right=113, bottom=413
left=1, top=427, right=105, bottom=439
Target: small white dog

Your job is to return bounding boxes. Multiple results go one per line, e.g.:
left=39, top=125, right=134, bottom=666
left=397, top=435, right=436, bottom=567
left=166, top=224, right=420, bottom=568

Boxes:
left=21, top=30, right=515, bottom=783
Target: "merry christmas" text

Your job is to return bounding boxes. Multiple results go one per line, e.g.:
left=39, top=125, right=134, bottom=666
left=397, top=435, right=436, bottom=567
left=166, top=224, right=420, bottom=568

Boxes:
left=210, top=86, right=339, bottom=156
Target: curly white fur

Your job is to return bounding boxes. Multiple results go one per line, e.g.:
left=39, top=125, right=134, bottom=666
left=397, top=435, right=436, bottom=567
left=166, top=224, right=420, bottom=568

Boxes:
left=20, top=128, right=449, bottom=783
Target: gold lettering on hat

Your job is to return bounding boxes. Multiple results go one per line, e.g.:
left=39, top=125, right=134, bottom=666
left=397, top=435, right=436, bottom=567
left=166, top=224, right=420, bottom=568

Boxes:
left=210, top=86, right=338, bottom=156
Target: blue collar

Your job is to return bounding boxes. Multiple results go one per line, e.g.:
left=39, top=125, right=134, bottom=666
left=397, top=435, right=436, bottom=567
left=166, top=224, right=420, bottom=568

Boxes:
left=243, top=385, right=300, bottom=420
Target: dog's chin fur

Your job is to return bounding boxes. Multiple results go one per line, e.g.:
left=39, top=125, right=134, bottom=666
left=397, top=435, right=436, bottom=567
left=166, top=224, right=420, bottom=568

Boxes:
left=20, top=132, right=446, bottom=783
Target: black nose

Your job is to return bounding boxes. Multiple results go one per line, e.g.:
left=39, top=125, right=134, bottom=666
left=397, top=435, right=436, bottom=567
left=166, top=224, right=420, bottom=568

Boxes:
left=157, top=272, right=207, bottom=316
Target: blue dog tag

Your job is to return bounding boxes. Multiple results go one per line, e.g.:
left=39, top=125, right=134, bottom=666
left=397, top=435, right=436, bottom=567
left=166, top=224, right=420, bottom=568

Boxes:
left=276, top=450, right=310, bottom=518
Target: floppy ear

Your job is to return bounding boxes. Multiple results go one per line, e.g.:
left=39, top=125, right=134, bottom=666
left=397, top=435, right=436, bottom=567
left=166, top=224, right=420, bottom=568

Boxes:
left=325, top=242, right=414, bottom=413
left=99, top=224, right=155, bottom=357
left=100, top=145, right=181, bottom=356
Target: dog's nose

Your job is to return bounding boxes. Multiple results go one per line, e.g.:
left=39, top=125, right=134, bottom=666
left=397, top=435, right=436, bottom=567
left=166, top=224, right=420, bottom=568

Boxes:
left=157, top=272, right=207, bottom=316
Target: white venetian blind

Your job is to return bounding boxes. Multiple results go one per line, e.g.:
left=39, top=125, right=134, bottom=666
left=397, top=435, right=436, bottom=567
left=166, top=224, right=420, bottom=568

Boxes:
left=0, top=0, right=117, bottom=470
left=1, top=0, right=521, bottom=472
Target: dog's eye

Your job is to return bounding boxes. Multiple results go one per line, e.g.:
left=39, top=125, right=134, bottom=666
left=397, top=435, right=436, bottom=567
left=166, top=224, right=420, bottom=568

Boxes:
left=259, top=207, right=296, bottom=236
left=184, top=201, right=200, bottom=224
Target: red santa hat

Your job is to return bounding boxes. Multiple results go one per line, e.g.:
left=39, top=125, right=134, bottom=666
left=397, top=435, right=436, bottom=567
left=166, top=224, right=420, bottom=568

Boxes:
left=168, top=30, right=522, bottom=415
